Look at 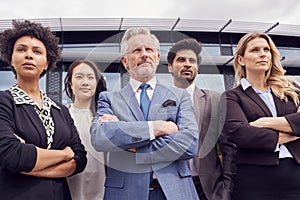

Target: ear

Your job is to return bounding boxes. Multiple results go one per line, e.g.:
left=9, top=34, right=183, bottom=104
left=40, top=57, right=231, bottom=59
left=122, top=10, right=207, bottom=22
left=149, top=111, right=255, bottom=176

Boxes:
left=155, top=53, right=160, bottom=66
left=44, top=61, right=49, bottom=70
left=121, top=56, right=129, bottom=70
left=237, top=55, right=245, bottom=66
left=167, top=63, right=173, bottom=73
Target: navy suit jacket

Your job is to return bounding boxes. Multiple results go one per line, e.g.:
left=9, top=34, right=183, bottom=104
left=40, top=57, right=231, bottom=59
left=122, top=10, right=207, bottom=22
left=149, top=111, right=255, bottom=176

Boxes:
left=0, top=90, right=87, bottom=200
left=91, top=82, right=199, bottom=200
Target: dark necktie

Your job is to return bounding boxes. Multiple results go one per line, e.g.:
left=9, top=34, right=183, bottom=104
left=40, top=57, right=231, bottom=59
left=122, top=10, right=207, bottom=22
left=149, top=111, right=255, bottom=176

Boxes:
left=139, top=83, right=150, bottom=120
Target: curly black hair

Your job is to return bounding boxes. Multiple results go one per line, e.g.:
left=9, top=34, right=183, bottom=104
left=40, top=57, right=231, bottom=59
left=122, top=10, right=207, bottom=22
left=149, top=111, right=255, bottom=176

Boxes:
left=0, top=19, right=61, bottom=77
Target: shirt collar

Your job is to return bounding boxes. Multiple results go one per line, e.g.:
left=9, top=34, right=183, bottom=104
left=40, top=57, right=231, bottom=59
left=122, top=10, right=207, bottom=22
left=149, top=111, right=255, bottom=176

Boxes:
left=240, top=78, right=271, bottom=94
left=10, top=84, right=60, bottom=109
left=240, top=78, right=252, bottom=90
left=185, top=82, right=195, bottom=97
left=130, top=77, right=157, bottom=92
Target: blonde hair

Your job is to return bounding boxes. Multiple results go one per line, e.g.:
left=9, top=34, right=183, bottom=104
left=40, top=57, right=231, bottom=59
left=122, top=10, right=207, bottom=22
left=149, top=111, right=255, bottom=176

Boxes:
left=233, top=32, right=299, bottom=106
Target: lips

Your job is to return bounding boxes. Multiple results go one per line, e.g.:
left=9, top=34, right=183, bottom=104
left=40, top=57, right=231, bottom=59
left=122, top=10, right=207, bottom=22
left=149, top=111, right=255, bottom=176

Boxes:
left=80, top=88, right=90, bottom=92
left=22, top=62, right=36, bottom=68
left=181, top=70, right=193, bottom=75
left=257, top=61, right=268, bottom=65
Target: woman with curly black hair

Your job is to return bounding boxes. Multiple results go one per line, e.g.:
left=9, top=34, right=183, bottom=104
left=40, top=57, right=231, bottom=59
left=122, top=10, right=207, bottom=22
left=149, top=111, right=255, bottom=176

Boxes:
left=0, top=20, right=87, bottom=200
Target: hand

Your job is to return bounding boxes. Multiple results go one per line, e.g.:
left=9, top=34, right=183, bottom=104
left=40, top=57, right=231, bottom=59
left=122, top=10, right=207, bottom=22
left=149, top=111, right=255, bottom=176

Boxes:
left=249, top=117, right=269, bottom=128
left=62, top=146, right=74, bottom=161
left=278, top=132, right=300, bottom=144
left=128, top=148, right=136, bottom=153
left=153, top=121, right=178, bottom=137
left=14, top=133, right=25, bottom=143
left=99, top=114, right=119, bottom=122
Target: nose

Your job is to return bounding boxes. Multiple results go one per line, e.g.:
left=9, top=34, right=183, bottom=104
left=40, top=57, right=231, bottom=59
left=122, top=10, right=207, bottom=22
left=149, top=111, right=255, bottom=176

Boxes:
left=25, top=50, right=33, bottom=60
left=82, top=77, right=89, bottom=85
left=260, top=49, right=267, bottom=57
left=184, top=60, right=192, bottom=68
left=140, top=48, right=149, bottom=59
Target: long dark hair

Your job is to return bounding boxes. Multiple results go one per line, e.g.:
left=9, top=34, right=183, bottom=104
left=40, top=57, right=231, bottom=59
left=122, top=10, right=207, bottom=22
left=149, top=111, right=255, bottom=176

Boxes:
left=64, top=59, right=107, bottom=114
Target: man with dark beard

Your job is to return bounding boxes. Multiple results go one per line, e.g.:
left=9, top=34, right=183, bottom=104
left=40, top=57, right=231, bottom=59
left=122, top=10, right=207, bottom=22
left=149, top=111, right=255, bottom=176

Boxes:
left=167, top=38, right=234, bottom=200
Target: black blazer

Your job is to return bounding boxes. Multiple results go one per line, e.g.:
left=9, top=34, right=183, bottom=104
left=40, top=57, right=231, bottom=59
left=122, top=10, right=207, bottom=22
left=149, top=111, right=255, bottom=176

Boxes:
left=222, top=85, right=300, bottom=166
left=0, top=90, right=87, bottom=200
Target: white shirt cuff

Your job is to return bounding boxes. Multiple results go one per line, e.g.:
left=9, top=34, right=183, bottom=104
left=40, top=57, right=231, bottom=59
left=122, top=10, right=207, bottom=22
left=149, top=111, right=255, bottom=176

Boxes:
left=148, top=121, right=155, bottom=140
left=274, top=143, right=280, bottom=152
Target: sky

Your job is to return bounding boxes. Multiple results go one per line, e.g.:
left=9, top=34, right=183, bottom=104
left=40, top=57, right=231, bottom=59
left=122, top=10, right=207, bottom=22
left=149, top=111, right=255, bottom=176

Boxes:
left=0, top=0, right=300, bottom=25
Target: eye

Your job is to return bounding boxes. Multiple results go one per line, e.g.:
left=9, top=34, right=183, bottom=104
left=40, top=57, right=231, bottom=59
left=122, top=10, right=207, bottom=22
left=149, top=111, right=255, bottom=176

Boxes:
left=16, top=48, right=25, bottom=52
left=75, top=75, right=83, bottom=79
left=88, top=76, right=95, bottom=80
left=264, top=47, right=270, bottom=52
left=177, top=57, right=186, bottom=62
left=189, top=58, right=197, bottom=64
left=34, top=50, right=42, bottom=55
left=132, top=48, right=141, bottom=53
left=146, top=47, right=154, bottom=53
left=251, top=48, right=259, bottom=52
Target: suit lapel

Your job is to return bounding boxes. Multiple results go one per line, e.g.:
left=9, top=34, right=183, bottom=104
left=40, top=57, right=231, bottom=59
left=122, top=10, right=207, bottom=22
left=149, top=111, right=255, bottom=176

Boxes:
left=194, top=87, right=205, bottom=138
left=147, top=83, right=170, bottom=120
left=22, top=105, right=48, bottom=146
left=241, top=85, right=273, bottom=117
left=273, top=93, right=285, bottom=116
left=120, top=84, right=144, bottom=121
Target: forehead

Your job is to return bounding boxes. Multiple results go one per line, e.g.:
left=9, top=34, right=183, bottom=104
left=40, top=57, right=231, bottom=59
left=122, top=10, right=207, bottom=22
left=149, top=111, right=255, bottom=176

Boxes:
left=73, top=63, right=95, bottom=75
left=127, top=34, right=156, bottom=49
left=14, top=35, right=46, bottom=49
left=175, top=49, right=197, bottom=58
left=246, top=37, right=269, bottom=48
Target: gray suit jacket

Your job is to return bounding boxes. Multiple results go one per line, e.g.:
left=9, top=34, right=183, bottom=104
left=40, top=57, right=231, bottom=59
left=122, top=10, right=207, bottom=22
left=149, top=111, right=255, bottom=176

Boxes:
left=91, top=82, right=199, bottom=200
left=194, top=87, right=233, bottom=200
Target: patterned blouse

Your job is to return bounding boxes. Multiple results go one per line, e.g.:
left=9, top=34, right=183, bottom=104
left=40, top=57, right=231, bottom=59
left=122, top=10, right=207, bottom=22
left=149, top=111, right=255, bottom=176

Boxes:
left=9, top=84, right=60, bottom=149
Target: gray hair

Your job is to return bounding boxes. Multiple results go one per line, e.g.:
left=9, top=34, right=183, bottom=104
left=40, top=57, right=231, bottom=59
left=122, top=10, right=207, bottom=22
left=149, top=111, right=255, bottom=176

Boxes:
left=120, top=27, right=160, bottom=56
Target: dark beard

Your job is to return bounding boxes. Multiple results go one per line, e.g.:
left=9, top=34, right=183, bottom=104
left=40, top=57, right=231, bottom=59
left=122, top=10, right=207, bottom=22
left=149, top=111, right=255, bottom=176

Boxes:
left=175, top=74, right=195, bottom=84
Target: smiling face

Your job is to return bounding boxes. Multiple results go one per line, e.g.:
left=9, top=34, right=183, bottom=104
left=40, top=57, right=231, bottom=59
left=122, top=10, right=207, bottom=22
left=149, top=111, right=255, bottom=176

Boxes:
left=168, top=49, right=198, bottom=88
left=121, top=34, right=160, bottom=82
left=70, top=63, right=97, bottom=102
left=11, top=36, right=49, bottom=81
left=238, top=37, right=272, bottom=78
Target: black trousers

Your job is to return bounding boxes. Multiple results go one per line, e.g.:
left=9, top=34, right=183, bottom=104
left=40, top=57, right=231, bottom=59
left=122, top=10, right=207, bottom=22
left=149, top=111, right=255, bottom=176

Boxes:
left=233, top=158, right=300, bottom=200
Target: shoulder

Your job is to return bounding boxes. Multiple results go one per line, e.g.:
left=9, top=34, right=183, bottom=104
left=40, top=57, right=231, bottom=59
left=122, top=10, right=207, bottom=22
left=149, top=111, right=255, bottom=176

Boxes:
left=0, top=90, right=14, bottom=104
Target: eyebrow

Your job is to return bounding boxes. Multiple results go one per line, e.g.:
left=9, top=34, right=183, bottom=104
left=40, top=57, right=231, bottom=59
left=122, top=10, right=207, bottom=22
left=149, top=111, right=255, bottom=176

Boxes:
left=15, top=43, right=44, bottom=49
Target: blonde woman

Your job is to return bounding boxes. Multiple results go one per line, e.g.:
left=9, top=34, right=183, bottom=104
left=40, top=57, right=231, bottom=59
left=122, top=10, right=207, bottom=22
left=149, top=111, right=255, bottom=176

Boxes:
left=221, top=32, right=300, bottom=200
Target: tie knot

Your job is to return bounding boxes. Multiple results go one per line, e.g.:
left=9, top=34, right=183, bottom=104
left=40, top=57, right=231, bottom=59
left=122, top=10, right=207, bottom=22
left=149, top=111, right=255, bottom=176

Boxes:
left=140, top=83, right=150, bottom=90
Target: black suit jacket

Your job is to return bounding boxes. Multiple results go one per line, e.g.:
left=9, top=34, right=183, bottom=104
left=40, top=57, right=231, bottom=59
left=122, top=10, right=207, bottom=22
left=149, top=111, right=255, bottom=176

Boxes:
left=194, top=87, right=234, bottom=200
left=222, top=84, right=300, bottom=166
left=0, top=90, right=87, bottom=200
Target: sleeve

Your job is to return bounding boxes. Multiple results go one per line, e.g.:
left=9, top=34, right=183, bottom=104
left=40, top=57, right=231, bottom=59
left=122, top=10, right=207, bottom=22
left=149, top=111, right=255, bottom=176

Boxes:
left=285, top=112, right=300, bottom=136
left=91, top=92, right=152, bottom=152
left=221, top=90, right=278, bottom=151
left=61, top=105, right=87, bottom=175
left=0, top=91, right=37, bottom=173
left=135, top=89, right=199, bottom=164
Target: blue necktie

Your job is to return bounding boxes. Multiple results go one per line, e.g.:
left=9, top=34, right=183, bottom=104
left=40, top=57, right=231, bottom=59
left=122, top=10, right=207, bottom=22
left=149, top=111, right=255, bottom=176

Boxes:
left=139, top=83, right=150, bottom=120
